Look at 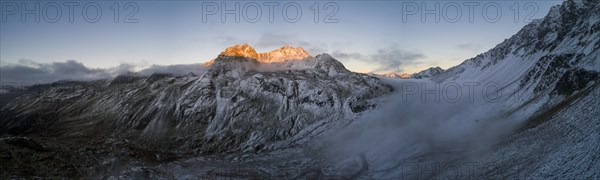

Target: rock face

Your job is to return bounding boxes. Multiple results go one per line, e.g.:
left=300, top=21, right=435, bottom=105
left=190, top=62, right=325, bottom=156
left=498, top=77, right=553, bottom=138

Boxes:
left=434, top=0, right=599, bottom=115
left=205, top=44, right=311, bottom=66
left=0, top=45, right=393, bottom=156
left=258, top=46, right=311, bottom=63
left=221, top=44, right=260, bottom=59
left=325, top=1, right=600, bottom=179
left=411, top=66, right=445, bottom=79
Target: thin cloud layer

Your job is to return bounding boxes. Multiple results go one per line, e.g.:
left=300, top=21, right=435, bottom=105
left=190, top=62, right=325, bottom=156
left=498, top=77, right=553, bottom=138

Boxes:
left=332, top=45, right=426, bottom=73
left=0, top=60, right=114, bottom=85
left=137, top=64, right=205, bottom=76
left=370, top=47, right=425, bottom=73
left=0, top=60, right=206, bottom=85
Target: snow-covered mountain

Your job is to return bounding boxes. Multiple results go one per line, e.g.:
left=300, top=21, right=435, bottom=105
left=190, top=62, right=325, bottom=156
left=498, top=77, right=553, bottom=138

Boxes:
left=204, top=44, right=311, bottom=65
left=375, top=67, right=444, bottom=79
left=411, top=66, right=445, bottom=79
left=434, top=0, right=599, bottom=118
left=0, top=45, right=392, bottom=162
left=345, top=0, right=599, bottom=178
left=1, top=0, right=598, bottom=178
left=0, top=44, right=396, bottom=176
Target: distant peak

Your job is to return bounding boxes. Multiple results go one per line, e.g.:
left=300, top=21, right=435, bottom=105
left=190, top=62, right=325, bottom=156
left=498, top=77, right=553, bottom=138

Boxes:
left=379, top=72, right=411, bottom=79
left=208, top=44, right=312, bottom=65
left=259, top=46, right=311, bottom=63
left=277, top=45, right=307, bottom=51
left=220, top=43, right=259, bottom=59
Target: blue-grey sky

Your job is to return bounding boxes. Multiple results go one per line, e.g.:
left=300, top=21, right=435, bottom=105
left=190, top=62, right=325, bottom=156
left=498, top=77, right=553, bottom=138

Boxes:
left=1, top=0, right=563, bottom=74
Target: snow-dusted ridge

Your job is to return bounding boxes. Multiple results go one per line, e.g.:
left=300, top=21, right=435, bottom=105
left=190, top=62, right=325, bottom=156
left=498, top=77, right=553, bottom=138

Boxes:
left=204, top=44, right=312, bottom=66
left=0, top=0, right=599, bottom=178
left=433, top=0, right=600, bottom=118
left=0, top=45, right=393, bottom=156
left=322, top=0, right=600, bottom=178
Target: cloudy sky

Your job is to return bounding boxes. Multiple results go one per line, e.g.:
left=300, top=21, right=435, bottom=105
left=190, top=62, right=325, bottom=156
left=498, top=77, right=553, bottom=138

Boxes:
left=1, top=0, right=563, bottom=83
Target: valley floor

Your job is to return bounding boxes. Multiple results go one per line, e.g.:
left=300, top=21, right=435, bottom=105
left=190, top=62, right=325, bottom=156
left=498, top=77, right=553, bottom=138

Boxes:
left=1, top=79, right=598, bottom=179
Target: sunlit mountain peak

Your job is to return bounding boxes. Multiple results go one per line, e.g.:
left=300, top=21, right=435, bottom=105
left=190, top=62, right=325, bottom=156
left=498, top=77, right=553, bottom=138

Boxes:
left=220, top=43, right=259, bottom=60
left=259, top=46, right=311, bottom=63
left=207, top=44, right=313, bottom=66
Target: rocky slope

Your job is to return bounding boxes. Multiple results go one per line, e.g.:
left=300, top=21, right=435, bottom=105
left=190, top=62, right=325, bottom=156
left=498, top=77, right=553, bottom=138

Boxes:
left=292, top=0, right=599, bottom=179
left=433, top=82, right=600, bottom=179
left=204, top=44, right=311, bottom=66
left=1, top=0, right=598, bottom=178
left=434, top=0, right=599, bottom=118
left=411, top=66, right=445, bottom=79
left=0, top=45, right=392, bottom=177
left=355, top=0, right=600, bottom=178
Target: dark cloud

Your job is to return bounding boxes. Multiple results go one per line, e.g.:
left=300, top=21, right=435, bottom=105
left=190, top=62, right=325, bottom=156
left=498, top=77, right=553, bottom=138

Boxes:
left=0, top=60, right=206, bottom=85
left=48, top=60, right=96, bottom=74
left=331, top=51, right=366, bottom=60
left=370, top=47, right=425, bottom=73
left=109, top=63, right=138, bottom=75
left=0, top=60, right=114, bottom=85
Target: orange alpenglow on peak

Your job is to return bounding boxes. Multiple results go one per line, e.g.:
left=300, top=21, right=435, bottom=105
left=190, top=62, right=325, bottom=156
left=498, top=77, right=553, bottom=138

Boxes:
left=209, top=44, right=312, bottom=65
left=220, top=43, right=260, bottom=60
left=259, top=46, right=311, bottom=63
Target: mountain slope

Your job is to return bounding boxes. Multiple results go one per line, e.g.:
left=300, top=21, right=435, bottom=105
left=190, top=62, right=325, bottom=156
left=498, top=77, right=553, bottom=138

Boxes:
left=204, top=44, right=311, bottom=66
left=309, top=1, right=600, bottom=179
left=0, top=46, right=392, bottom=157
left=1, top=0, right=598, bottom=178
left=411, top=66, right=445, bottom=79
left=434, top=0, right=599, bottom=118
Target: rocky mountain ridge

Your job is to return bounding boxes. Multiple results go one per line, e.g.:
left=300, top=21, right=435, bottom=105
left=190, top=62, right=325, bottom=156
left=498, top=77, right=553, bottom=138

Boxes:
left=0, top=46, right=393, bottom=156
left=204, top=44, right=311, bottom=66
left=433, top=0, right=599, bottom=117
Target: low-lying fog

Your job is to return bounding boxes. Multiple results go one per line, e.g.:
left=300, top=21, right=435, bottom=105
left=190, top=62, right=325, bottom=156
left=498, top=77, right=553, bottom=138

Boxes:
left=320, top=78, right=530, bottom=178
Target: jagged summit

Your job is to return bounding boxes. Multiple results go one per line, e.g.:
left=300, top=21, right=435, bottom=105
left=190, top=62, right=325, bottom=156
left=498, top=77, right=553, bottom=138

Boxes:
left=259, top=46, right=311, bottom=63
left=220, top=43, right=260, bottom=60
left=0, top=44, right=392, bottom=161
left=412, top=66, right=444, bottom=79
left=378, top=72, right=411, bottom=79
left=206, top=44, right=312, bottom=66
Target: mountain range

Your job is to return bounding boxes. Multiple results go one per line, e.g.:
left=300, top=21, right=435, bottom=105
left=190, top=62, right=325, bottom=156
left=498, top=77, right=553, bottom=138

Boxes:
left=0, top=0, right=599, bottom=178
